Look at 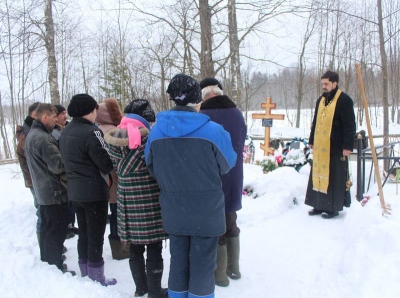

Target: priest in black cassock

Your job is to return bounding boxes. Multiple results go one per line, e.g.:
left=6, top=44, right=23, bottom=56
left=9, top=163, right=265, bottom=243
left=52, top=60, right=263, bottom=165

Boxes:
left=305, top=70, right=356, bottom=219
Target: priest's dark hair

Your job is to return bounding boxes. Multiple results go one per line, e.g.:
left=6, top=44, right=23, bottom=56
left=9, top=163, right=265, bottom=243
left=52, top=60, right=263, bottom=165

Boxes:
left=321, top=71, right=339, bottom=83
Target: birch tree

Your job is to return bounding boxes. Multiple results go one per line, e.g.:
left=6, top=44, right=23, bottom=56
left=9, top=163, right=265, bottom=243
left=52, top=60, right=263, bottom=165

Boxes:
left=44, top=0, right=60, bottom=104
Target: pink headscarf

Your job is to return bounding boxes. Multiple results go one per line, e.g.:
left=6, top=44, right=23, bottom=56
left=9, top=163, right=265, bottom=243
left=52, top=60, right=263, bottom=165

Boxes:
left=117, top=117, right=147, bottom=149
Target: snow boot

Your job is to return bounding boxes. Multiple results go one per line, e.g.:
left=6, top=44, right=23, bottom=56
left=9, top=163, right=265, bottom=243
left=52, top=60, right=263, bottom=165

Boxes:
left=214, top=244, right=229, bottom=287
left=78, top=258, right=88, bottom=277
left=87, top=260, right=117, bottom=286
left=226, top=237, right=241, bottom=280
left=129, top=255, right=148, bottom=297
left=146, top=260, right=168, bottom=298
left=109, top=238, right=130, bottom=260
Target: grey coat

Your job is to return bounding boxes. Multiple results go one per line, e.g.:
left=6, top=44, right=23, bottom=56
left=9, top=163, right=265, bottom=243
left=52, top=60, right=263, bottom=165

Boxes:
left=25, top=120, right=68, bottom=205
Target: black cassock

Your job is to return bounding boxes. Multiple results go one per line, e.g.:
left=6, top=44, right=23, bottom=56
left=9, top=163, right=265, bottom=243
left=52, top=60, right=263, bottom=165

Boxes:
left=305, top=88, right=356, bottom=212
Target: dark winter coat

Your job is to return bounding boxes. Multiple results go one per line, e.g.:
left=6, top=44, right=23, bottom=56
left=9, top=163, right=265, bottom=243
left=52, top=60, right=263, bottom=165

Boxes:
left=16, top=116, right=34, bottom=188
left=305, top=87, right=356, bottom=212
left=200, top=95, right=247, bottom=212
left=51, top=124, right=63, bottom=141
left=105, top=128, right=167, bottom=245
left=59, top=117, right=114, bottom=203
left=25, top=120, right=68, bottom=205
left=144, top=106, right=237, bottom=237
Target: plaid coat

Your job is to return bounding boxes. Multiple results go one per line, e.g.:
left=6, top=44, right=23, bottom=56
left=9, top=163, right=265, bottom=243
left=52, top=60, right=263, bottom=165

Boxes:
left=104, top=127, right=167, bottom=244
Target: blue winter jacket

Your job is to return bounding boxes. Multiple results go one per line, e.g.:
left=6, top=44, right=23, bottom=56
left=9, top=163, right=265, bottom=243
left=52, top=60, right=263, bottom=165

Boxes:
left=144, top=106, right=237, bottom=237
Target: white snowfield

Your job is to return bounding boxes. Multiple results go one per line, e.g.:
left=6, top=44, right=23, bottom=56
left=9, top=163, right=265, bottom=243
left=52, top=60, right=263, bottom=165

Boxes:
left=1, top=108, right=400, bottom=298
left=1, top=159, right=400, bottom=298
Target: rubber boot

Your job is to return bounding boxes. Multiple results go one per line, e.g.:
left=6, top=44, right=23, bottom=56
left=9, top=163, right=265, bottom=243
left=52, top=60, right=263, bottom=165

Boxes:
left=215, top=244, right=229, bottom=287
left=129, top=256, right=148, bottom=297
left=226, top=237, right=241, bottom=280
left=146, top=260, right=168, bottom=298
left=109, top=238, right=130, bottom=260
left=87, top=260, right=117, bottom=286
left=78, top=259, right=88, bottom=277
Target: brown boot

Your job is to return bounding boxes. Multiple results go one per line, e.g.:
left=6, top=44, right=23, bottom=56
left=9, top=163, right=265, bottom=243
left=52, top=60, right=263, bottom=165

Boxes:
left=109, top=238, right=130, bottom=260
left=215, top=244, right=229, bottom=287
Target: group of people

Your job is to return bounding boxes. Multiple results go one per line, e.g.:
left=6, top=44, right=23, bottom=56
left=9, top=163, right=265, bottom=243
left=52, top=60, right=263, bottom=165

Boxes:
left=16, top=74, right=247, bottom=298
left=16, top=70, right=355, bottom=298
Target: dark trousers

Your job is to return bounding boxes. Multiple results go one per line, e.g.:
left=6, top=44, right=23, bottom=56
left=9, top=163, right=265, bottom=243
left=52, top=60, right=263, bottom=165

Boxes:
left=68, top=200, right=76, bottom=227
left=30, top=188, right=42, bottom=234
left=109, top=203, right=119, bottom=240
left=218, top=211, right=240, bottom=245
left=168, top=234, right=218, bottom=297
left=73, top=200, right=108, bottom=263
left=130, top=241, right=163, bottom=262
left=39, top=202, right=69, bottom=270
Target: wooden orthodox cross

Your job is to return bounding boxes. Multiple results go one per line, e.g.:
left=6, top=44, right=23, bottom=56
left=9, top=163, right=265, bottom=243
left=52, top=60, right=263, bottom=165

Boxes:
left=252, top=97, right=285, bottom=156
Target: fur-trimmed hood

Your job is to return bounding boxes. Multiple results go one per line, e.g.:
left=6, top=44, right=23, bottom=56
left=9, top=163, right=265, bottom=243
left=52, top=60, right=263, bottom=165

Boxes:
left=200, top=95, right=236, bottom=109
left=104, top=127, right=150, bottom=147
left=96, top=98, right=123, bottom=126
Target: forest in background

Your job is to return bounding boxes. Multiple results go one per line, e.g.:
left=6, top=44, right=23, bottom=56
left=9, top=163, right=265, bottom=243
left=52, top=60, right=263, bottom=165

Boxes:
left=0, top=0, right=399, bottom=159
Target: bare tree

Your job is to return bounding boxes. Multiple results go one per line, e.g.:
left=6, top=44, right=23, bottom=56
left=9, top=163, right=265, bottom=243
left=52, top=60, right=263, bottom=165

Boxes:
left=295, top=2, right=317, bottom=127
left=377, top=0, right=389, bottom=167
left=44, top=0, right=60, bottom=104
left=199, top=0, right=216, bottom=78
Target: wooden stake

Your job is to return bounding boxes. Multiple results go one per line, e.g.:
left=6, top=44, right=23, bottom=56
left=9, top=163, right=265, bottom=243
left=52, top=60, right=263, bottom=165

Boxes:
left=355, top=64, right=390, bottom=214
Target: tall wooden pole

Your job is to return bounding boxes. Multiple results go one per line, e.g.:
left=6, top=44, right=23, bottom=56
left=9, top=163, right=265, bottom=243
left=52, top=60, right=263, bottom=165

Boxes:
left=355, top=64, right=390, bottom=214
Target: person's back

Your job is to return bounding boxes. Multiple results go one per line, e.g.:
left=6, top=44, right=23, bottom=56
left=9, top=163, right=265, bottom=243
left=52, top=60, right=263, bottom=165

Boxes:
left=199, top=79, right=247, bottom=286
left=105, top=99, right=168, bottom=297
left=146, top=109, right=236, bottom=236
left=95, top=98, right=129, bottom=260
left=145, top=74, right=237, bottom=298
left=60, top=116, right=112, bottom=202
left=59, top=94, right=116, bottom=286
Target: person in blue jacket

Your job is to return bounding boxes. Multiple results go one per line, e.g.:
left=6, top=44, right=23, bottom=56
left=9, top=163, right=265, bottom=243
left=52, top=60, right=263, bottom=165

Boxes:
left=144, top=74, right=237, bottom=298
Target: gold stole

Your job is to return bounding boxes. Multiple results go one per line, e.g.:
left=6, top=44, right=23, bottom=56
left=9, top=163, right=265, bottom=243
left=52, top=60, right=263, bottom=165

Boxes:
left=312, top=89, right=342, bottom=194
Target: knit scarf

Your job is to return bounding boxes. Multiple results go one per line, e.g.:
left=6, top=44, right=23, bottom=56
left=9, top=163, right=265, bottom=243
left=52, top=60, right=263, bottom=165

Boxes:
left=312, top=89, right=342, bottom=194
left=117, top=117, right=146, bottom=149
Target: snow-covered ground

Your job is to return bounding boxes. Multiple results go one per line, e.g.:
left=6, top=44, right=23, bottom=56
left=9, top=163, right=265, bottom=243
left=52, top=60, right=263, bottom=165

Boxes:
left=1, top=155, right=400, bottom=297
left=2, top=112, right=400, bottom=297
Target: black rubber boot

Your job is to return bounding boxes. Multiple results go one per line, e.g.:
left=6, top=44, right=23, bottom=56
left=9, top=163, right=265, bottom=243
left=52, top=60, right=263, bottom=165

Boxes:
left=146, top=260, right=168, bottom=298
left=129, top=256, right=148, bottom=297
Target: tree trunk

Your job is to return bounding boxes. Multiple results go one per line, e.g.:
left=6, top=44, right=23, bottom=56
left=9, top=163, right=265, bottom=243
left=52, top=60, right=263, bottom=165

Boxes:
left=0, top=91, right=11, bottom=159
left=199, top=0, right=215, bottom=78
left=377, top=0, right=389, bottom=169
left=44, top=0, right=60, bottom=104
left=228, top=0, right=241, bottom=106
